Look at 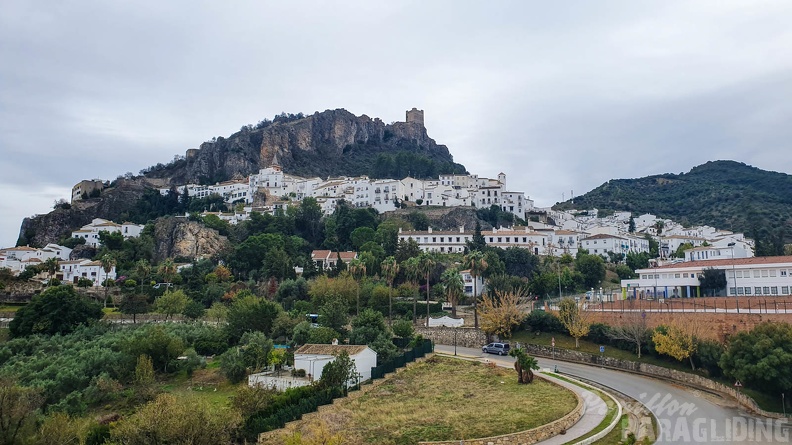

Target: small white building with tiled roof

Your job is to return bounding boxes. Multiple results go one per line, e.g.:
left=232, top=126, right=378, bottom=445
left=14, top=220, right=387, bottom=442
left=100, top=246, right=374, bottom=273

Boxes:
left=71, top=218, right=144, bottom=248
left=311, top=250, right=358, bottom=271
left=293, top=344, right=377, bottom=382
left=58, top=259, right=116, bottom=287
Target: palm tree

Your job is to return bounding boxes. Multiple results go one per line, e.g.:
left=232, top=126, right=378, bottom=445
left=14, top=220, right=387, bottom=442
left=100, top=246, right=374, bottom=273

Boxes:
left=43, top=257, right=59, bottom=285
left=402, top=256, right=421, bottom=324
left=380, top=256, right=399, bottom=325
left=463, top=251, right=488, bottom=329
left=134, top=259, right=151, bottom=285
left=417, top=253, right=436, bottom=326
left=441, top=267, right=464, bottom=318
left=348, top=258, right=366, bottom=316
left=100, top=254, right=117, bottom=308
left=158, top=258, right=177, bottom=284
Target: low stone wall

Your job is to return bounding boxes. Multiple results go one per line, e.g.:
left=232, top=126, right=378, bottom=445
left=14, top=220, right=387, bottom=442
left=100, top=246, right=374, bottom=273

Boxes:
left=418, top=375, right=584, bottom=445
left=521, top=344, right=788, bottom=420
left=415, top=326, right=487, bottom=349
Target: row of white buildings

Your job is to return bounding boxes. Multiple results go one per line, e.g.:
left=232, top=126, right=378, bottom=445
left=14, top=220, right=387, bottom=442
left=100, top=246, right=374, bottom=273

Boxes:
left=0, top=243, right=116, bottom=287
left=397, top=209, right=753, bottom=264
left=158, top=155, right=535, bottom=222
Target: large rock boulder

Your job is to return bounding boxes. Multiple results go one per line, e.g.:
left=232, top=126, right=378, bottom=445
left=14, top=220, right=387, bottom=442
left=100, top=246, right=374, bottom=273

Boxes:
left=152, top=217, right=231, bottom=262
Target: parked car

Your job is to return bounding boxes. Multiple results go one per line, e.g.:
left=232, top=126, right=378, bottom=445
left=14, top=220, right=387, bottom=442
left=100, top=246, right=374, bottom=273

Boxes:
left=482, top=342, right=510, bottom=355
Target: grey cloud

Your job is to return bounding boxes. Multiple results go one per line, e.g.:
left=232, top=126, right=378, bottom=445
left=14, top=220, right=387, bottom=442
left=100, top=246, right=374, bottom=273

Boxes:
left=2, top=0, right=792, bottom=246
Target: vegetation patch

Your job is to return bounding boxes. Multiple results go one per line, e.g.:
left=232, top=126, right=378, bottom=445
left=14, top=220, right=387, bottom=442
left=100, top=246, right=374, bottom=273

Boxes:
left=273, top=356, right=577, bottom=444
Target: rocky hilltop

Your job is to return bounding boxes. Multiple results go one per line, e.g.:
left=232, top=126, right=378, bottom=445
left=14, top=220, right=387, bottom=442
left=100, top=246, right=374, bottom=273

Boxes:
left=17, top=178, right=154, bottom=247
left=149, top=108, right=466, bottom=185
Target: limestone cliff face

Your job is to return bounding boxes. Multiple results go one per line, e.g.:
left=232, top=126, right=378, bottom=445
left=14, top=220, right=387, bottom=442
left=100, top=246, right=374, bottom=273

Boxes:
left=161, top=109, right=464, bottom=184
left=152, top=218, right=231, bottom=262
left=17, top=179, right=151, bottom=247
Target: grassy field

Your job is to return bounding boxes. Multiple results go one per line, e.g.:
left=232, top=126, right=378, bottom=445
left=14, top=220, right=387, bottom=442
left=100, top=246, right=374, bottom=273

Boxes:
left=272, top=356, right=577, bottom=445
left=160, top=365, right=239, bottom=409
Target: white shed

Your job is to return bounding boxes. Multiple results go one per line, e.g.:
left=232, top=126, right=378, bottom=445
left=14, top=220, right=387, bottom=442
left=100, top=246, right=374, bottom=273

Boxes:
left=293, top=344, right=378, bottom=383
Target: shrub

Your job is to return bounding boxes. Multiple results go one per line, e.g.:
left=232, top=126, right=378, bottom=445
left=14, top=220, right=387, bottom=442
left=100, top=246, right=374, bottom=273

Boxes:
left=522, top=310, right=564, bottom=334
left=585, top=323, right=612, bottom=345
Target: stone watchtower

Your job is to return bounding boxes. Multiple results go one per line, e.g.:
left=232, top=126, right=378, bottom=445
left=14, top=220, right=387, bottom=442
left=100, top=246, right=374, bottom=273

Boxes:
left=406, top=108, right=425, bottom=126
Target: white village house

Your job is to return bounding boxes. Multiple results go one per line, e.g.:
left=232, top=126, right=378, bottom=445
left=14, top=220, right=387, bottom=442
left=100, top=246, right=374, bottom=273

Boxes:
left=71, top=218, right=144, bottom=248
left=293, top=344, right=377, bottom=383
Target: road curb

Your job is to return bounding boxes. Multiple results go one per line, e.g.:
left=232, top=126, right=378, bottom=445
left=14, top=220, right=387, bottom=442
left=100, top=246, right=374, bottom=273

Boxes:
left=541, top=371, right=623, bottom=445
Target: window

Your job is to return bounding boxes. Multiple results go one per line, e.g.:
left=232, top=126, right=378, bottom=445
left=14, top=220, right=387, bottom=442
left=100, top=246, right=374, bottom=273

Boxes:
left=456, top=237, right=460, bottom=242
left=770, top=270, right=777, bottom=277
left=754, top=271, right=760, bottom=278
left=755, top=287, right=762, bottom=295
left=675, top=273, right=681, bottom=278
left=497, top=237, right=502, bottom=243
left=744, top=287, right=752, bottom=295
left=763, top=286, right=770, bottom=295
left=729, top=287, right=736, bottom=296
left=432, top=237, right=436, bottom=243
left=736, top=271, right=743, bottom=278
left=683, top=273, right=689, bottom=278
left=783, top=286, right=789, bottom=295
left=771, top=286, right=778, bottom=295
left=762, top=270, right=769, bottom=277
left=523, top=237, right=527, bottom=243
left=782, top=270, right=788, bottom=277
left=737, top=287, right=744, bottom=295
left=440, top=237, right=444, bottom=243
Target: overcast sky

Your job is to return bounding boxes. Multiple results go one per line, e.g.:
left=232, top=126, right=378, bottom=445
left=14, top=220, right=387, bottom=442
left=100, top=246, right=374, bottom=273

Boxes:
left=3, top=0, right=792, bottom=247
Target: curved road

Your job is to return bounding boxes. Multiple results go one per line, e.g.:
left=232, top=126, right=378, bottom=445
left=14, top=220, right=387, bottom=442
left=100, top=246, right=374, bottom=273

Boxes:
left=436, top=345, right=790, bottom=444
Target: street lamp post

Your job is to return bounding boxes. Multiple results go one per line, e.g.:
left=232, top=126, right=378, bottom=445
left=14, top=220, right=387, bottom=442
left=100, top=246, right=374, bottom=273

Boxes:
left=729, top=242, right=739, bottom=314
left=453, top=327, right=458, bottom=356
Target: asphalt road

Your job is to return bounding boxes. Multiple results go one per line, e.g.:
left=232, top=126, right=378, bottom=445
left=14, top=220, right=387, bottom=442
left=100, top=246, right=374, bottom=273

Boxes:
left=435, top=344, right=791, bottom=444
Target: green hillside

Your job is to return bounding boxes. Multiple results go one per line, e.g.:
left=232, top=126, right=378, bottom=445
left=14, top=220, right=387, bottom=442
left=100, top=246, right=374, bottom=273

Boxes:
left=553, top=160, right=792, bottom=253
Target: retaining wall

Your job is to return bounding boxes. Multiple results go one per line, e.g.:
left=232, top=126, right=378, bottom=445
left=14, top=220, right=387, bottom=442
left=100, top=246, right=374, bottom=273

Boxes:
left=415, top=326, right=487, bottom=348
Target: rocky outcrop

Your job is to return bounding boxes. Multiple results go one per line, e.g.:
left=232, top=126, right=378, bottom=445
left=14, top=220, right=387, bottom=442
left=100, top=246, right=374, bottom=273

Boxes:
left=156, top=109, right=466, bottom=185
left=152, top=217, right=231, bottom=262
left=386, top=207, right=491, bottom=231
left=69, top=245, right=97, bottom=260
left=17, top=178, right=152, bottom=247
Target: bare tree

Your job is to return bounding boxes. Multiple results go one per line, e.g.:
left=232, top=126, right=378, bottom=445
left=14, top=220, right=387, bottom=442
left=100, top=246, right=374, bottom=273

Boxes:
left=607, top=312, right=650, bottom=358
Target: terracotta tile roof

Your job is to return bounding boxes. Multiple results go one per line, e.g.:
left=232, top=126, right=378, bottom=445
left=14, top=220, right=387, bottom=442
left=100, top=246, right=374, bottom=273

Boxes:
left=399, top=230, right=470, bottom=236
left=581, top=234, right=626, bottom=241
left=337, top=252, right=357, bottom=260
left=663, top=235, right=706, bottom=240
left=294, top=344, right=370, bottom=356
left=554, top=230, right=580, bottom=235
left=483, top=230, right=546, bottom=237
left=311, top=250, right=332, bottom=259
left=651, top=256, right=792, bottom=270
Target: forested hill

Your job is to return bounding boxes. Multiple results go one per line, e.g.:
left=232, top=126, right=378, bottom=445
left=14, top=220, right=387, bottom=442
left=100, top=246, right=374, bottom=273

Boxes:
left=553, top=160, right=792, bottom=251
